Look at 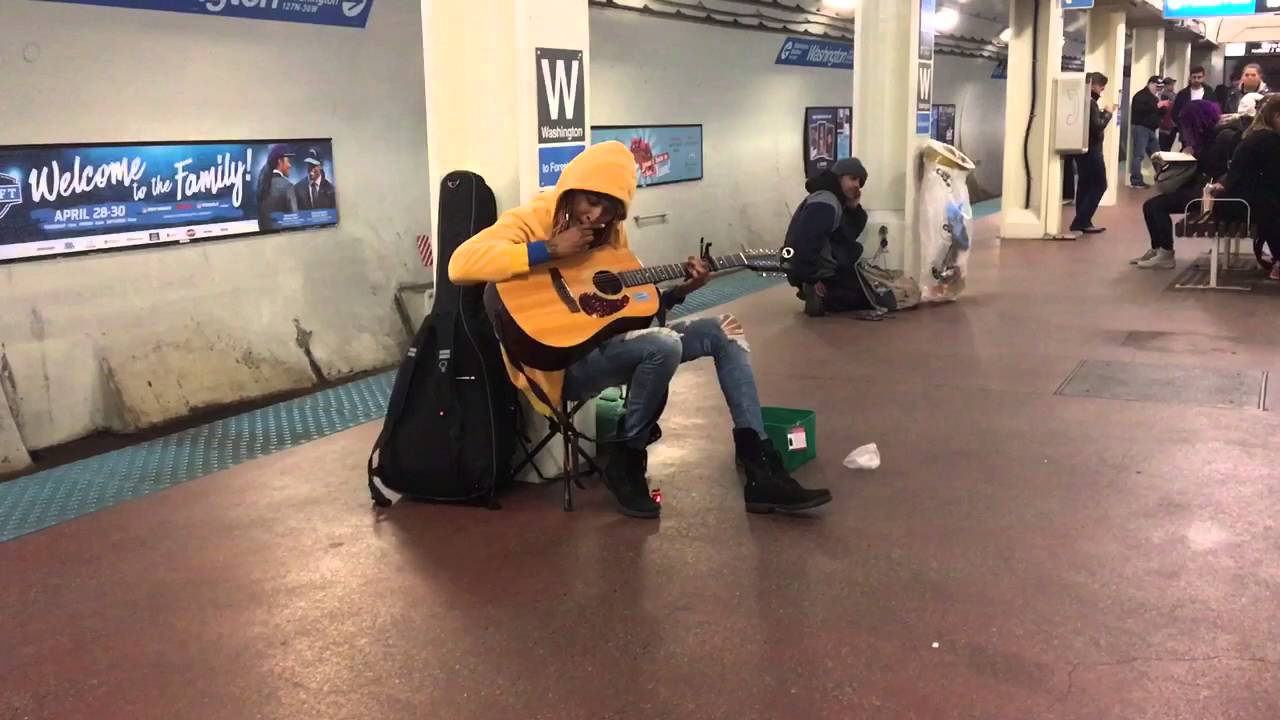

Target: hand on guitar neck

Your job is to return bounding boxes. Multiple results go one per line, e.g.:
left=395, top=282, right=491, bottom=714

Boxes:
left=674, top=256, right=711, bottom=298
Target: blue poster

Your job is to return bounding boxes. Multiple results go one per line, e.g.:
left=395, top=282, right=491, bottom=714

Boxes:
left=43, top=0, right=374, bottom=28
left=0, top=139, right=340, bottom=263
left=1163, top=0, right=1262, bottom=18
left=776, top=37, right=854, bottom=70
left=590, top=126, right=703, bottom=188
left=538, top=144, right=586, bottom=189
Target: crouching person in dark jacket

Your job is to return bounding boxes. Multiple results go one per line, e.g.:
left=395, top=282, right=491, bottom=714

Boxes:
left=782, top=158, right=869, bottom=317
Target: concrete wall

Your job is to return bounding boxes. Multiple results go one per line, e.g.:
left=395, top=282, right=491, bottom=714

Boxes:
left=588, top=8, right=853, bottom=266
left=933, top=55, right=1008, bottom=202
left=0, top=1, right=431, bottom=470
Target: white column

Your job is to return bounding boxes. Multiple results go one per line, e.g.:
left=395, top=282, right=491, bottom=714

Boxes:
left=1128, top=27, right=1165, bottom=186
left=852, top=0, right=925, bottom=273
left=421, top=0, right=592, bottom=483
left=1166, top=39, right=1192, bottom=88
left=422, top=0, right=590, bottom=238
left=999, top=0, right=1066, bottom=239
left=1086, top=9, right=1126, bottom=207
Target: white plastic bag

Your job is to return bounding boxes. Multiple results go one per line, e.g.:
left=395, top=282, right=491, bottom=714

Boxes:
left=843, top=443, right=881, bottom=470
left=917, top=140, right=975, bottom=303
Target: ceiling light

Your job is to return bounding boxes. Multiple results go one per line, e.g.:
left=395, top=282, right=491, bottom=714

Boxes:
left=821, top=0, right=858, bottom=10
left=934, top=7, right=960, bottom=32
left=998, top=27, right=1012, bottom=44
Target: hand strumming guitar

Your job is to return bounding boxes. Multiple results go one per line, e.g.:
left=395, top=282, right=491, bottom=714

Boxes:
left=547, top=223, right=603, bottom=258
left=675, top=256, right=710, bottom=297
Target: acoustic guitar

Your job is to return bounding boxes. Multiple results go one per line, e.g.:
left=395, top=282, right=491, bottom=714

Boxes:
left=486, top=244, right=781, bottom=371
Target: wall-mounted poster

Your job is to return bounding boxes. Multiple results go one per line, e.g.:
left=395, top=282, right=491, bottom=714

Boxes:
left=590, top=125, right=703, bottom=188
left=0, top=138, right=339, bottom=263
left=44, top=0, right=375, bottom=28
left=931, top=104, right=957, bottom=145
left=804, top=107, right=852, bottom=179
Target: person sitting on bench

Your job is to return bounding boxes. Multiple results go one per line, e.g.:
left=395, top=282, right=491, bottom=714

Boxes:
left=1208, top=94, right=1280, bottom=280
left=1132, top=100, right=1236, bottom=270
left=782, top=158, right=870, bottom=316
left=448, top=142, right=832, bottom=519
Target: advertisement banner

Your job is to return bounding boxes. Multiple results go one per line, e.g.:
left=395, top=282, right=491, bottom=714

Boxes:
left=44, top=0, right=374, bottom=28
left=776, top=37, right=854, bottom=70
left=1163, top=0, right=1268, bottom=19
left=590, top=126, right=703, bottom=188
left=931, top=104, right=957, bottom=145
left=802, top=108, right=852, bottom=179
left=0, top=139, right=340, bottom=263
left=1226, top=40, right=1280, bottom=56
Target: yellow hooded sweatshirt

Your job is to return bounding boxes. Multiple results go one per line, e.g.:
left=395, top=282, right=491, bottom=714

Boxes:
left=448, top=141, right=639, bottom=416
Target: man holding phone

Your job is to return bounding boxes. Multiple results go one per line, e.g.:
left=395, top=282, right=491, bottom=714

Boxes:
left=1070, top=72, right=1115, bottom=234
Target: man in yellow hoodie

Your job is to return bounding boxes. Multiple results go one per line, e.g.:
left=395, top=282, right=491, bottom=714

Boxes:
left=450, top=142, right=831, bottom=519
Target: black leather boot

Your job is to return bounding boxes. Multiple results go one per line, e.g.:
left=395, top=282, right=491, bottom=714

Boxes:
left=601, top=445, right=661, bottom=519
left=734, top=429, right=832, bottom=514
left=800, top=283, right=826, bottom=317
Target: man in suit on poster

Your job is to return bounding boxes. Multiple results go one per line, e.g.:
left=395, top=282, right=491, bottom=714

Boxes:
left=294, top=148, right=336, bottom=211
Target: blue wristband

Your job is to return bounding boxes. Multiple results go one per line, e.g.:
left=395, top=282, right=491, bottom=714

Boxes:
left=527, top=241, right=551, bottom=266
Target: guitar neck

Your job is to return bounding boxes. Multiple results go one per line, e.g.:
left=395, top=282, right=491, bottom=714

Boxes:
left=616, top=253, right=748, bottom=288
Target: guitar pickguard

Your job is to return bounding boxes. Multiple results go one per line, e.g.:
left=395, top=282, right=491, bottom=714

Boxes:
left=578, top=292, right=631, bottom=318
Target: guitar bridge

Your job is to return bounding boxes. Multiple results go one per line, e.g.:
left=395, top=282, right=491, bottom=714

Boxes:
left=550, top=268, right=581, bottom=313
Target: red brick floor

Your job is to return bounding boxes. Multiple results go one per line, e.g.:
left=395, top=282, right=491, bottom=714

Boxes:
left=3, top=187, right=1278, bottom=719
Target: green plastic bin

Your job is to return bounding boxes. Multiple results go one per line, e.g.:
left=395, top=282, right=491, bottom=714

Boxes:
left=762, top=406, right=817, bottom=472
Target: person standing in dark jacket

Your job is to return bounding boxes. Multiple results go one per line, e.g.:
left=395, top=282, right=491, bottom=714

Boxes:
left=1071, top=73, right=1115, bottom=234
left=1133, top=100, right=1233, bottom=269
left=1170, top=66, right=1210, bottom=149
left=1223, top=64, right=1269, bottom=114
left=1129, top=76, right=1164, bottom=188
left=782, top=157, right=869, bottom=316
left=1158, top=77, right=1178, bottom=151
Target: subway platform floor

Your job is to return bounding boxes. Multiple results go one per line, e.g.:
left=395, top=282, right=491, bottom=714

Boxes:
left=3, top=187, right=1279, bottom=719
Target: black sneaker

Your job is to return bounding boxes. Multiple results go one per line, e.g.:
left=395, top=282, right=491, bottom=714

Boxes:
left=733, top=429, right=832, bottom=514
left=601, top=445, right=661, bottom=519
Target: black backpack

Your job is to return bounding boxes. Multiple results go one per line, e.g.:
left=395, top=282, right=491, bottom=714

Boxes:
left=367, top=171, right=518, bottom=507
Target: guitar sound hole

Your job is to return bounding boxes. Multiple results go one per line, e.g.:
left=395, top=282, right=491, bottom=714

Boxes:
left=592, top=271, right=624, bottom=296
left=578, top=292, right=630, bottom=318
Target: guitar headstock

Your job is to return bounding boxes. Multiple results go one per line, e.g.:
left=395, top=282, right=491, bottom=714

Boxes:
left=738, top=248, right=786, bottom=276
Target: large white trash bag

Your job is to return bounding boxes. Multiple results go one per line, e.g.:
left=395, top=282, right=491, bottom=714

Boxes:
left=917, top=140, right=976, bottom=303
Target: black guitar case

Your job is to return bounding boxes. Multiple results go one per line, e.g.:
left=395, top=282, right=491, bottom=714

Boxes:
left=367, top=171, right=518, bottom=507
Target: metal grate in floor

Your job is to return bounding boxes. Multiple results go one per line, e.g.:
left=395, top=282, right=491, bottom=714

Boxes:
left=1056, top=360, right=1267, bottom=411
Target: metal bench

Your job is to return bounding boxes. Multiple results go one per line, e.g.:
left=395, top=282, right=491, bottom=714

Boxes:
left=1173, top=198, right=1256, bottom=291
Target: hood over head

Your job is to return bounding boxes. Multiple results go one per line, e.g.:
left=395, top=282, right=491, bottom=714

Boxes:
left=553, top=141, right=638, bottom=213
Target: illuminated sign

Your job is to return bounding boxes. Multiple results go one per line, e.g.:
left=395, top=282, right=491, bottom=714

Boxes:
left=1164, top=0, right=1277, bottom=19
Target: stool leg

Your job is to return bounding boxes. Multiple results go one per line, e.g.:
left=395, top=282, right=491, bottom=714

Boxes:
left=561, top=425, right=574, bottom=512
left=1210, top=241, right=1220, bottom=289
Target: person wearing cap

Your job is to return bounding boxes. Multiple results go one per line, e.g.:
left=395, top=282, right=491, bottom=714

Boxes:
left=1159, top=77, right=1179, bottom=151
left=781, top=157, right=870, bottom=316
left=1128, top=75, right=1165, bottom=188
left=257, top=144, right=298, bottom=230
left=294, top=148, right=336, bottom=211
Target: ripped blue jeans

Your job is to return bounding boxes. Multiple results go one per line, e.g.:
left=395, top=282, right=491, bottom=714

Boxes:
left=563, top=317, right=766, bottom=449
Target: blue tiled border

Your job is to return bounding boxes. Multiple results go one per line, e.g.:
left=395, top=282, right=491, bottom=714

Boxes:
left=0, top=270, right=782, bottom=542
